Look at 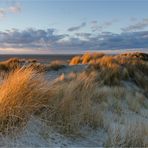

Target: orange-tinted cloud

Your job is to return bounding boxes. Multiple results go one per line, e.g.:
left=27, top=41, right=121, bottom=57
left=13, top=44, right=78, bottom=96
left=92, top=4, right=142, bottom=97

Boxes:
left=0, top=3, right=21, bottom=19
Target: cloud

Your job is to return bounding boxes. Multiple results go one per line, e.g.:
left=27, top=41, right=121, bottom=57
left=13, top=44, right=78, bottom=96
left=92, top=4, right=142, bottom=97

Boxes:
left=8, top=3, right=21, bottom=13
left=0, top=28, right=148, bottom=53
left=0, top=8, right=5, bottom=18
left=0, top=3, right=21, bottom=19
left=122, top=18, right=148, bottom=32
left=90, top=19, right=117, bottom=32
left=58, top=31, right=148, bottom=50
left=94, top=31, right=148, bottom=49
left=0, top=28, right=67, bottom=49
left=75, top=33, right=92, bottom=40
left=68, top=22, right=86, bottom=32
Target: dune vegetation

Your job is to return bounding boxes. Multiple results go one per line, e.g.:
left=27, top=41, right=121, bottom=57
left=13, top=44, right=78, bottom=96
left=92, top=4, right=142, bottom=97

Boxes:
left=0, top=52, right=147, bottom=147
left=0, top=68, right=50, bottom=134
left=69, top=52, right=105, bottom=65
left=0, top=58, right=66, bottom=75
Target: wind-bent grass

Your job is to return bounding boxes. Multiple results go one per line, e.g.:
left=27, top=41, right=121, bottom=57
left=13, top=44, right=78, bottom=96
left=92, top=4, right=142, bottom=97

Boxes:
left=44, top=73, right=104, bottom=135
left=0, top=68, right=49, bottom=134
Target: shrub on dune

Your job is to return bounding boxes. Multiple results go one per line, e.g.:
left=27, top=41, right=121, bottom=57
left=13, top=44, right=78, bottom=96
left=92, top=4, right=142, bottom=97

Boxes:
left=96, top=56, right=118, bottom=67
left=89, top=59, right=96, bottom=64
left=82, top=52, right=91, bottom=64
left=87, top=61, right=122, bottom=86
left=82, top=52, right=105, bottom=64
left=88, top=55, right=148, bottom=87
left=48, top=60, right=66, bottom=70
left=69, top=56, right=82, bottom=65
left=117, top=52, right=148, bottom=61
left=69, top=52, right=105, bottom=65
left=70, top=52, right=105, bottom=65
left=28, top=60, right=66, bottom=72
left=0, top=58, right=23, bottom=72
left=91, top=52, right=105, bottom=59
left=27, top=59, right=37, bottom=63
left=70, top=52, right=148, bottom=65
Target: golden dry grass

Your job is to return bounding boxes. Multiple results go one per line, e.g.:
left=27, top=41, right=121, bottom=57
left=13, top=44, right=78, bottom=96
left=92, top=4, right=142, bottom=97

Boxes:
left=70, top=52, right=148, bottom=66
left=82, top=52, right=105, bottom=64
left=87, top=55, right=148, bottom=87
left=0, top=68, right=49, bottom=134
left=69, top=52, right=105, bottom=65
left=69, top=56, right=82, bottom=65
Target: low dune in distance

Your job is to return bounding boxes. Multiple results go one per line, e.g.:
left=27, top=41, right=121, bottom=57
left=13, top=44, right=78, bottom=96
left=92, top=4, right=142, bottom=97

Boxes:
left=0, top=52, right=147, bottom=147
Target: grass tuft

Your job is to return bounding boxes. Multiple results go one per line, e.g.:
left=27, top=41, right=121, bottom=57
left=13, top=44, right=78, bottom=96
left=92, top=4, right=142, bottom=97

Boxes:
left=0, top=68, right=49, bottom=134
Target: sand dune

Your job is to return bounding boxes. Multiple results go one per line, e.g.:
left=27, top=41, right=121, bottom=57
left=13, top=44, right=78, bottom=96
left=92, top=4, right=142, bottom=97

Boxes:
left=0, top=52, right=147, bottom=147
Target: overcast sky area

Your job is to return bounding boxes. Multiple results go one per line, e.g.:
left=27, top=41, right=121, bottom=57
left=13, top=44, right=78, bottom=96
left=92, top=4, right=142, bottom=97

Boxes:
left=0, top=0, right=148, bottom=54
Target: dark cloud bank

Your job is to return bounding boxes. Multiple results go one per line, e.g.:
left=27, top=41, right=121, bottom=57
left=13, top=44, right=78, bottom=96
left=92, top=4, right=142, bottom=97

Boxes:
left=0, top=28, right=148, bottom=52
left=122, top=19, right=148, bottom=32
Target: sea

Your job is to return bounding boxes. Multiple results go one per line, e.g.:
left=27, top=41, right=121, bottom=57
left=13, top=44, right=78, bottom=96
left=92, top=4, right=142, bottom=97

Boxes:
left=0, top=54, right=78, bottom=63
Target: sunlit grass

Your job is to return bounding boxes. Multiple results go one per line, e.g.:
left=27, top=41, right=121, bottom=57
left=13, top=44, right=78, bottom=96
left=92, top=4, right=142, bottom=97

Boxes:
left=0, top=68, right=49, bottom=134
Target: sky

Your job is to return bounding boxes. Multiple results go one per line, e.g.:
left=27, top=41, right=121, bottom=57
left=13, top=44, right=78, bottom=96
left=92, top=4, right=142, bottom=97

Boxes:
left=0, top=0, right=148, bottom=54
